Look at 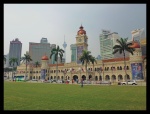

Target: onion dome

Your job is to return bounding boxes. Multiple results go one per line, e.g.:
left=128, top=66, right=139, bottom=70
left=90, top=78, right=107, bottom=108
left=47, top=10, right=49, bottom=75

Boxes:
left=77, top=25, right=86, bottom=35
left=41, top=55, right=49, bottom=60
left=129, top=41, right=140, bottom=48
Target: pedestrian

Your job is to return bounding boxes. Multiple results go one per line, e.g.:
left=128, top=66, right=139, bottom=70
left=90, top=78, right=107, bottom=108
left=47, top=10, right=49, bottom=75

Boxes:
left=81, top=78, right=83, bottom=87
left=76, top=79, right=78, bottom=84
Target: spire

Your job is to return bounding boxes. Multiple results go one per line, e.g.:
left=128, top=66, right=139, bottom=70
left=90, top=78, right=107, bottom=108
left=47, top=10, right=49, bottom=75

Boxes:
left=63, top=35, right=67, bottom=48
left=64, top=35, right=65, bottom=43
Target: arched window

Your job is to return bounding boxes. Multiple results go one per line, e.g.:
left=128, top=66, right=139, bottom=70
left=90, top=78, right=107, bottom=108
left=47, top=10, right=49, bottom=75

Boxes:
left=120, top=66, right=122, bottom=70
left=117, top=67, right=119, bottom=70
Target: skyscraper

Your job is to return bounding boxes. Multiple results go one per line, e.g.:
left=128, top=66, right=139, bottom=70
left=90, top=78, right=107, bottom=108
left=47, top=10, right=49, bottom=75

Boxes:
left=9, top=38, right=22, bottom=67
left=29, top=38, right=56, bottom=64
left=131, top=28, right=146, bottom=56
left=99, top=30, right=121, bottom=60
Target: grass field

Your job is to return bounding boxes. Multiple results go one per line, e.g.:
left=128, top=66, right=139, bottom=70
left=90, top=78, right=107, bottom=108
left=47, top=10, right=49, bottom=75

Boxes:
left=4, top=81, right=146, bottom=110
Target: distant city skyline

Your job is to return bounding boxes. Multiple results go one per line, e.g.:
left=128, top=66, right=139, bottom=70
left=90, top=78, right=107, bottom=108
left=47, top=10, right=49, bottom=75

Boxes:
left=4, top=4, right=146, bottom=63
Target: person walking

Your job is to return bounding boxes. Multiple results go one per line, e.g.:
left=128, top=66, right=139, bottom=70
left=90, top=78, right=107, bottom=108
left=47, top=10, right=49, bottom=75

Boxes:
left=81, top=78, right=83, bottom=87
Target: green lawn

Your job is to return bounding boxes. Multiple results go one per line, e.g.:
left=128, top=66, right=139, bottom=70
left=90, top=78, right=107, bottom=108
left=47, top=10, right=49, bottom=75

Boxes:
left=4, top=81, right=146, bottom=110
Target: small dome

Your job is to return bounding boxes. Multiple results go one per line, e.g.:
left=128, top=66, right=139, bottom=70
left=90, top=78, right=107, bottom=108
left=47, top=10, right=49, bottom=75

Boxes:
left=77, top=25, right=86, bottom=35
left=41, top=55, right=49, bottom=60
left=129, top=41, right=140, bottom=48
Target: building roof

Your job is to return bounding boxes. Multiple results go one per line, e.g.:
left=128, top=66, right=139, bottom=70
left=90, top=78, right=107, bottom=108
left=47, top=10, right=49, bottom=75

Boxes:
left=129, top=41, right=140, bottom=48
left=41, top=55, right=49, bottom=60
left=48, top=63, right=64, bottom=67
left=77, top=25, right=86, bottom=35
left=102, top=57, right=130, bottom=63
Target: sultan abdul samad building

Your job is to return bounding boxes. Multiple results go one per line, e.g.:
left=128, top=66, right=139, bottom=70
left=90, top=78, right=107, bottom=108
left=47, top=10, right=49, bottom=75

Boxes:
left=16, top=25, right=146, bottom=83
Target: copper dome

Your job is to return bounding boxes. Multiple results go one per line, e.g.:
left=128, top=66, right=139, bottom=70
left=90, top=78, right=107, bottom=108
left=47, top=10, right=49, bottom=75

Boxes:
left=41, top=55, right=49, bottom=60
left=129, top=41, right=140, bottom=48
left=77, top=25, right=86, bottom=35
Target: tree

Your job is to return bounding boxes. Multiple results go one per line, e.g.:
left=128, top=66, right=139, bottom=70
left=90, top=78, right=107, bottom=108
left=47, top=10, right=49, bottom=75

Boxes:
left=4, top=55, right=6, bottom=64
left=9, top=57, right=18, bottom=80
left=112, top=38, right=135, bottom=81
left=20, top=54, right=32, bottom=81
left=79, top=50, right=92, bottom=80
left=50, top=45, right=64, bottom=80
left=90, top=56, right=97, bottom=81
left=34, top=61, right=40, bottom=80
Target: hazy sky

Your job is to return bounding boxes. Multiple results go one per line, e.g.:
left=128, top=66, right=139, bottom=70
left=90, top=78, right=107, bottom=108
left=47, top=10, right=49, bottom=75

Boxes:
left=4, top=4, right=146, bottom=63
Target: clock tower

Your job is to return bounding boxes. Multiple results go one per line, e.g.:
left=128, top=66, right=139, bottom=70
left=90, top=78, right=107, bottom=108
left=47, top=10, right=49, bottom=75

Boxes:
left=76, top=25, right=88, bottom=63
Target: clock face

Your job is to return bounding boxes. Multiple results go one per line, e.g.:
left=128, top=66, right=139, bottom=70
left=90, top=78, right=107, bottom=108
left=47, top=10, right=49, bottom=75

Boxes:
left=78, top=38, right=82, bottom=42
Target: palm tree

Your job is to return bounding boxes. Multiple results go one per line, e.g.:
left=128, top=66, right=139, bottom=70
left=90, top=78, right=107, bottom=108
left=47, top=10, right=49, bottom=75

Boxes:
left=79, top=50, right=92, bottom=80
left=9, top=57, right=18, bottom=80
left=34, top=61, right=40, bottom=80
left=20, top=54, right=32, bottom=81
left=50, top=45, right=65, bottom=80
left=112, top=38, right=135, bottom=81
left=4, top=55, right=6, bottom=64
left=90, top=56, right=97, bottom=81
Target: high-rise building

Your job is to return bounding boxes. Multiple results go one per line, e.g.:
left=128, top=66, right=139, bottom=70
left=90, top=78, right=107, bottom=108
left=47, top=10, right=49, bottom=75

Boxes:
left=70, top=44, right=77, bottom=62
left=9, top=38, right=22, bottom=67
left=29, top=38, right=52, bottom=64
left=131, top=28, right=145, bottom=43
left=40, top=37, right=48, bottom=43
left=99, top=30, right=121, bottom=60
left=50, top=44, right=56, bottom=64
left=4, top=53, right=9, bottom=68
left=131, top=28, right=146, bottom=56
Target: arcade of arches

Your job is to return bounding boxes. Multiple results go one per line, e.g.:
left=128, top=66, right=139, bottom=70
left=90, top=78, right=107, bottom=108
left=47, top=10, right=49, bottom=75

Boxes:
left=16, top=56, right=146, bottom=83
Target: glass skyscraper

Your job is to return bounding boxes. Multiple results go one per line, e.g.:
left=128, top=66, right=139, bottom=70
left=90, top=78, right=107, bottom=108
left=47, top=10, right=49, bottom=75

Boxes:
left=9, top=38, right=22, bottom=67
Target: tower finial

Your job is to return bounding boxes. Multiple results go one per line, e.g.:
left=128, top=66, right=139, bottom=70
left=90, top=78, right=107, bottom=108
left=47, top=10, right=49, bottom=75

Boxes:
left=64, top=35, right=65, bottom=42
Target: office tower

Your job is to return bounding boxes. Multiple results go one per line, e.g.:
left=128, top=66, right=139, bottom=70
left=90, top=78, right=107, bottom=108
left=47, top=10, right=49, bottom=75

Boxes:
left=29, top=38, right=51, bottom=64
left=131, top=28, right=146, bottom=56
left=99, top=29, right=124, bottom=60
left=4, top=53, right=9, bottom=68
left=50, top=44, right=56, bottom=64
left=100, top=30, right=120, bottom=59
left=40, top=37, right=48, bottom=43
left=9, top=38, right=22, bottom=67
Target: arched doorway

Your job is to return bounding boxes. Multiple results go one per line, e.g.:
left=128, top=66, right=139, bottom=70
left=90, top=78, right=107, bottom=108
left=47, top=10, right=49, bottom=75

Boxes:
left=95, top=76, right=98, bottom=81
left=99, top=75, right=102, bottom=81
left=73, top=75, right=78, bottom=81
left=118, top=74, right=123, bottom=81
left=125, top=74, right=130, bottom=81
left=89, top=75, right=92, bottom=81
left=105, top=75, right=110, bottom=81
left=82, top=75, right=86, bottom=80
left=112, top=75, right=116, bottom=82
